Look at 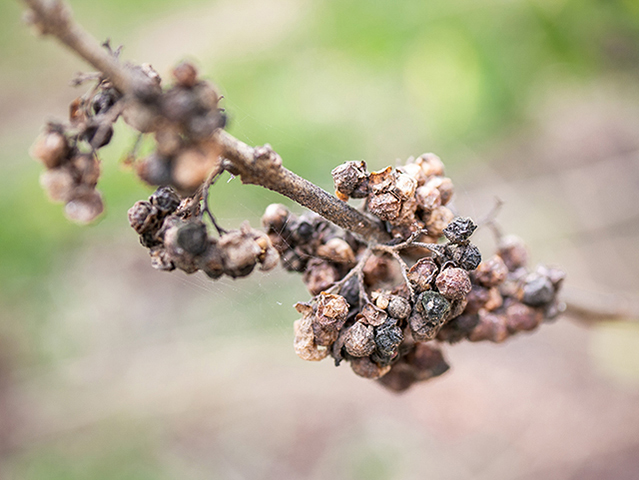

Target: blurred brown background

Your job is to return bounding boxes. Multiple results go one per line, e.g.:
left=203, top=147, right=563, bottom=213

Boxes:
left=0, top=0, right=637, bottom=478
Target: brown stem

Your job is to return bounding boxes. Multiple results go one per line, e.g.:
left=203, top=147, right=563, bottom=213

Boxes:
left=215, top=131, right=389, bottom=242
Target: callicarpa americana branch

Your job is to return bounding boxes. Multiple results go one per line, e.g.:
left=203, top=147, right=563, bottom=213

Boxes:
left=21, top=0, right=631, bottom=392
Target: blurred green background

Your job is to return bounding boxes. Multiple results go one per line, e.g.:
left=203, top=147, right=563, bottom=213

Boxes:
left=0, top=0, right=637, bottom=479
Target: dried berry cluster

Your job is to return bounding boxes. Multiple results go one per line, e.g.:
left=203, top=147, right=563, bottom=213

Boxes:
left=332, top=153, right=455, bottom=240
left=131, top=62, right=227, bottom=195
left=27, top=29, right=565, bottom=393
left=262, top=204, right=360, bottom=294
left=31, top=78, right=122, bottom=223
left=272, top=154, right=565, bottom=392
left=128, top=186, right=279, bottom=278
left=31, top=55, right=227, bottom=224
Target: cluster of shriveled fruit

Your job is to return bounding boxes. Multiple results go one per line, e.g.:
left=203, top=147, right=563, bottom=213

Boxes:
left=261, top=203, right=362, bottom=295
left=128, top=186, right=279, bottom=279
left=332, top=153, right=455, bottom=240
left=275, top=155, right=566, bottom=392
left=30, top=81, right=122, bottom=223
left=131, top=62, right=227, bottom=195
left=32, top=56, right=228, bottom=224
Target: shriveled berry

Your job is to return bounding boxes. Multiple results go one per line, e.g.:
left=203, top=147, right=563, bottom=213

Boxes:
left=161, top=86, right=199, bottom=123
left=177, top=222, right=208, bottom=255
left=435, top=267, right=471, bottom=300
left=367, top=192, right=401, bottom=221
left=350, top=356, right=390, bottom=379
left=281, top=249, right=307, bottom=272
left=136, top=153, right=173, bottom=186
left=83, top=124, right=113, bottom=149
left=64, top=189, right=104, bottom=224
left=468, top=310, right=509, bottom=343
left=376, top=363, right=416, bottom=392
left=445, top=243, right=482, bottom=271
left=149, top=247, right=175, bottom=271
left=425, top=205, right=454, bottom=237
left=521, top=273, right=555, bottom=306
left=415, top=184, right=441, bottom=212
left=344, top=321, right=376, bottom=357
left=311, top=293, right=349, bottom=346
left=302, top=258, right=340, bottom=295
left=262, top=203, right=290, bottom=233
left=443, top=217, right=477, bottom=243
left=149, top=186, right=180, bottom=216
left=407, top=257, right=438, bottom=292
left=219, top=226, right=262, bottom=278
left=428, top=177, right=454, bottom=205
left=71, top=153, right=100, bottom=187
left=128, top=201, right=159, bottom=234
left=40, top=168, right=75, bottom=203
left=294, top=317, right=328, bottom=362
left=331, top=161, right=368, bottom=198
left=415, top=153, right=445, bottom=178
left=91, top=88, right=119, bottom=115
left=172, top=61, right=198, bottom=88
left=505, top=302, right=542, bottom=333
left=374, top=320, right=403, bottom=356
left=198, top=242, right=225, bottom=279
left=497, top=235, right=528, bottom=271
left=437, top=313, right=479, bottom=343
left=474, top=255, right=508, bottom=287
left=387, top=295, right=411, bottom=319
left=31, top=129, right=68, bottom=169
left=411, top=291, right=451, bottom=341
left=406, top=343, right=450, bottom=381
left=317, top=238, right=355, bottom=266
left=360, top=302, right=388, bottom=326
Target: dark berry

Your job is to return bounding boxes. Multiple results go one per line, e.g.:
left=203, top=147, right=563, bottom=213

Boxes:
left=374, top=319, right=403, bottom=356
left=446, top=243, right=482, bottom=271
left=177, top=222, right=208, bottom=255
left=149, top=186, right=180, bottom=216
left=521, top=274, right=555, bottom=307
left=443, top=216, right=477, bottom=243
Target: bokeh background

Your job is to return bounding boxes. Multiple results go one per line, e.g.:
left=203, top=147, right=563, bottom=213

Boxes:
left=0, top=0, right=637, bottom=478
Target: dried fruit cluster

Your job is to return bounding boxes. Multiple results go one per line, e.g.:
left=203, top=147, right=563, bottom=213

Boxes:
left=31, top=77, right=122, bottom=223
left=128, top=186, right=279, bottom=279
left=270, top=155, right=565, bottom=392
left=332, top=153, right=455, bottom=240
left=131, top=62, right=227, bottom=195
left=24, top=18, right=565, bottom=392
left=30, top=57, right=227, bottom=225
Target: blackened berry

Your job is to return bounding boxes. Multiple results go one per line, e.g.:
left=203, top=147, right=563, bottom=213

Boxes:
left=177, top=222, right=208, bottom=255
left=149, top=186, right=180, bottom=216
left=296, top=220, right=314, bottom=242
left=374, top=320, right=403, bottom=356
left=446, top=243, right=482, bottom=271
left=521, top=274, right=555, bottom=307
left=443, top=217, right=477, bottom=243
left=91, top=88, right=119, bottom=115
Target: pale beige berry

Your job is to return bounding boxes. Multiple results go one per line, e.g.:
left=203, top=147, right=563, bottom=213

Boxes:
left=30, top=130, right=68, bottom=169
left=344, top=321, right=375, bottom=357
left=64, top=189, right=104, bottom=224
left=293, top=317, right=328, bottom=362
left=317, top=238, right=356, bottom=266
left=40, top=168, right=74, bottom=203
